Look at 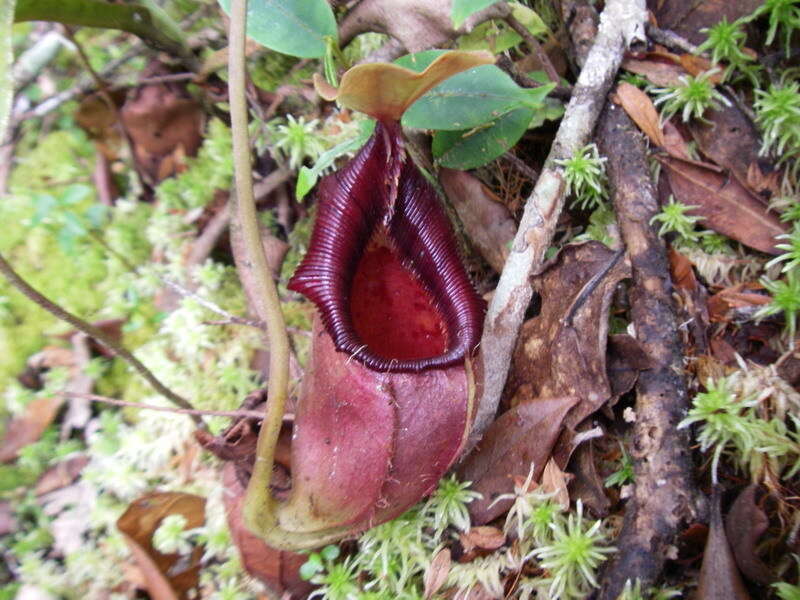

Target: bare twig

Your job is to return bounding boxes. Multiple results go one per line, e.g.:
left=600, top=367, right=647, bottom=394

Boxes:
left=596, top=102, right=705, bottom=599
left=59, top=391, right=264, bottom=420
left=645, top=23, right=700, bottom=54
left=502, top=9, right=564, bottom=88
left=468, top=0, right=647, bottom=448
left=502, top=151, right=539, bottom=182
left=0, top=252, right=203, bottom=428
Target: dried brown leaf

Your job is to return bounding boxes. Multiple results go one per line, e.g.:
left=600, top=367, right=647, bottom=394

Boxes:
left=440, top=168, right=516, bottom=273
left=540, top=458, right=573, bottom=510
left=725, top=485, right=775, bottom=584
left=652, top=0, right=763, bottom=45
left=459, top=526, right=506, bottom=553
left=688, top=105, right=770, bottom=198
left=34, top=455, right=89, bottom=496
left=507, top=242, right=631, bottom=427
left=457, top=396, right=578, bottom=525
left=424, top=547, right=452, bottom=600
left=659, top=156, right=788, bottom=254
left=698, top=490, right=751, bottom=599
left=0, top=397, right=63, bottom=463
left=117, top=492, right=206, bottom=600
left=614, top=81, right=665, bottom=147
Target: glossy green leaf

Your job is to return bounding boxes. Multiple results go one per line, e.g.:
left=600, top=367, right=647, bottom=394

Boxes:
left=217, top=0, right=336, bottom=58
left=452, top=0, right=502, bottom=28
left=432, top=106, right=534, bottom=169
left=402, top=65, right=543, bottom=131
left=394, top=50, right=448, bottom=73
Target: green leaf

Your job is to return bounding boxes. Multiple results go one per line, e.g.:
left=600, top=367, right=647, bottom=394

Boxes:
left=295, top=120, right=375, bottom=201
left=0, top=0, right=14, bottom=143
left=321, top=544, right=340, bottom=561
left=452, top=0, right=502, bottom=28
left=432, top=106, right=534, bottom=169
left=217, top=0, right=336, bottom=58
left=394, top=50, right=448, bottom=73
left=402, top=65, right=535, bottom=131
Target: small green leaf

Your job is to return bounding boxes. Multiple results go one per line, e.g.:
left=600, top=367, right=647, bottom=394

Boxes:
left=295, top=120, right=375, bottom=201
left=432, top=106, right=534, bottom=169
left=402, top=65, right=532, bottom=131
left=452, top=0, right=502, bottom=28
left=321, top=544, right=341, bottom=561
left=217, top=0, right=336, bottom=58
left=394, top=50, right=448, bottom=73
left=59, top=184, right=91, bottom=205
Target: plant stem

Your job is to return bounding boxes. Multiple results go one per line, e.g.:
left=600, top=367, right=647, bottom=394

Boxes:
left=14, top=0, right=197, bottom=69
left=0, top=252, right=204, bottom=428
left=226, top=0, right=288, bottom=536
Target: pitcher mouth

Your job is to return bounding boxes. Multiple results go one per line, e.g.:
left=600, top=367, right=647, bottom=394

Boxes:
left=288, top=120, right=485, bottom=373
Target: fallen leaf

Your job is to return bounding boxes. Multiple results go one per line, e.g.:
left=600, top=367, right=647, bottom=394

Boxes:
left=566, top=441, right=610, bottom=516
left=697, top=489, right=751, bottom=599
left=440, top=168, right=517, bottom=273
left=707, top=284, right=770, bottom=323
left=221, top=464, right=313, bottom=597
left=725, top=484, right=775, bottom=584
left=457, top=396, right=579, bottom=525
left=688, top=104, right=772, bottom=198
left=506, top=242, right=631, bottom=427
left=117, top=492, right=206, bottom=600
left=0, top=397, right=63, bottom=463
left=652, top=0, right=763, bottom=45
left=120, top=67, right=204, bottom=184
left=34, top=454, right=90, bottom=496
left=540, top=458, right=572, bottom=510
left=459, top=526, right=506, bottom=553
left=614, top=81, right=665, bottom=147
left=622, top=55, right=687, bottom=87
left=424, top=547, right=452, bottom=600
left=678, top=54, right=719, bottom=80
left=606, top=334, right=651, bottom=400
left=659, top=156, right=788, bottom=254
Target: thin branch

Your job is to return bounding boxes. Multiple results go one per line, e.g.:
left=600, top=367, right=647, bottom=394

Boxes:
left=468, top=0, right=647, bottom=448
left=645, top=23, right=700, bottom=54
left=502, top=151, right=539, bottom=182
left=59, top=391, right=264, bottom=420
left=502, top=9, right=564, bottom=89
left=596, top=102, right=704, bottom=599
left=0, top=252, right=203, bottom=428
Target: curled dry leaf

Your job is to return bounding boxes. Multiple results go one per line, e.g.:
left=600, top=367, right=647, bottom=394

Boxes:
left=697, top=489, right=751, bottom=600
left=0, top=396, right=63, bottom=463
left=659, top=156, right=787, bottom=254
left=606, top=334, right=651, bottom=400
left=424, top=547, right=452, bottom=600
left=116, top=492, right=206, bottom=600
left=506, top=242, right=631, bottom=427
left=540, top=458, right=573, bottom=510
left=459, top=526, right=506, bottom=553
left=457, top=396, right=578, bottom=525
left=439, top=168, right=517, bottom=273
left=313, top=50, right=494, bottom=121
left=725, top=484, right=775, bottom=584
